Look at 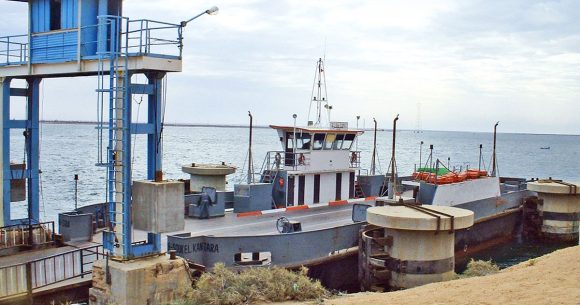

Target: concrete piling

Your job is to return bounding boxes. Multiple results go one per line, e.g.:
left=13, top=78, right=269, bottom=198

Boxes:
left=359, top=203, right=474, bottom=290
left=527, top=180, right=580, bottom=241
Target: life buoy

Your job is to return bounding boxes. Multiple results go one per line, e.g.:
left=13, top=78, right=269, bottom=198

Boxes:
left=278, top=178, right=285, bottom=187
left=298, top=153, right=306, bottom=165
left=274, top=153, right=282, bottom=166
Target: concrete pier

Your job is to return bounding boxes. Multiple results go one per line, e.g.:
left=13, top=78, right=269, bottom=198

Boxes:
left=527, top=180, right=580, bottom=241
left=360, top=204, right=474, bottom=290
left=89, top=255, right=192, bottom=305
left=182, top=163, right=236, bottom=192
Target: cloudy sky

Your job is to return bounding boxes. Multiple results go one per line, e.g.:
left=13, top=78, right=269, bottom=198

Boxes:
left=2, top=0, right=580, bottom=134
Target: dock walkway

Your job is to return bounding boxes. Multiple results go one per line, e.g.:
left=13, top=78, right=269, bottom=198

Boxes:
left=0, top=242, right=103, bottom=304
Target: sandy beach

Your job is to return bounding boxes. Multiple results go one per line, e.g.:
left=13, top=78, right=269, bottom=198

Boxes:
left=281, top=245, right=580, bottom=305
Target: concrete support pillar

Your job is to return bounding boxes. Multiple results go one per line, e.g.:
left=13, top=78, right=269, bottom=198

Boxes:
left=114, top=70, right=129, bottom=258
left=89, top=255, right=192, bottom=305
left=26, top=78, right=41, bottom=224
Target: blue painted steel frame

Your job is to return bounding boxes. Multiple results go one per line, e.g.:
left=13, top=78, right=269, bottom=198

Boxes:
left=1, top=77, right=41, bottom=226
left=99, top=15, right=163, bottom=259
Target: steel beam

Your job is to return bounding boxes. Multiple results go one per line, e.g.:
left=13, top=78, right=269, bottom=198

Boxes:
left=146, top=72, right=164, bottom=181
left=0, top=77, right=7, bottom=227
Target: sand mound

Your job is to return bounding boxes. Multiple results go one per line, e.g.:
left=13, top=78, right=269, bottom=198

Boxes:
left=282, top=245, right=580, bottom=305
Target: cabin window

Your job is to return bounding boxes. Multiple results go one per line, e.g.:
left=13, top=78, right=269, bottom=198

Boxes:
left=312, top=133, right=325, bottom=150
left=297, top=133, right=312, bottom=150
left=342, top=134, right=356, bottom=150
left=332, top=134, right=345, bottom=150
left=285, top=133, right=294, bottom=150
left=50, top=0, right=62, bottom=31
left=324, top=134, right=336, bottom=150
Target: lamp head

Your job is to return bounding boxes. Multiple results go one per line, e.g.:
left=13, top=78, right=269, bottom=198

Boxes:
left=206, top=6, right=219, bottom=15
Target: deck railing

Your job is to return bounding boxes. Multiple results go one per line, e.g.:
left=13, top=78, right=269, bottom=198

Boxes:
left=0, top=221, right=55, bottom=251
left=0, top=34, right=28, bottom=66
left=0, top=17, right=182, bottom=66
left=0, top=245, right=105, bottom=300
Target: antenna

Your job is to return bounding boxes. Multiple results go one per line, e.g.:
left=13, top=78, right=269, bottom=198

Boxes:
left=308, top=58, right=329, bottom=126
left=415, top=102, right=422, bottom=133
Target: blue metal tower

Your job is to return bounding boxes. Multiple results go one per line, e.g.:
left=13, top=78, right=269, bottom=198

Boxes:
left=0, top=0, right=199, bottom=260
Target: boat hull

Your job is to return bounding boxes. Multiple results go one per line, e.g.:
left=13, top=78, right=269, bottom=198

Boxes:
left=167, top=189, right=533, bottom=290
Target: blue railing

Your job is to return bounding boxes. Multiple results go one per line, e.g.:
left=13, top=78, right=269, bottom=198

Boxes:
left=0, top=17, right=182, bottom=66
left=126, top=19, right=182, bottom=57
left=0, top=34, right=28, bottom=66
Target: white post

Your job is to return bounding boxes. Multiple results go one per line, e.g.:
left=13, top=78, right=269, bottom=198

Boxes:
left=292, top=114, right=297, bottom=167
left=0, top=77, right=4, bottom=227
left=114, top=71, right=125, bottom=257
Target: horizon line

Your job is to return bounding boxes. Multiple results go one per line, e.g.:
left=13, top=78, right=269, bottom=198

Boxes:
left=39, top=120, right=579, bottom=137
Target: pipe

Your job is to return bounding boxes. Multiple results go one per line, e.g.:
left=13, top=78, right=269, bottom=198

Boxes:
left=478, top=144, right=483, bottom=172
left=492, top=122, right=499, bottom=177
left=247, top=111, right=253, bottom=184
left=74, top=174, right=79, bottom=210
left=370, top=118, right=377, bottom=175
left=419, top=141, right=424, bottom=171
left=389, top=114, right=399, bottom=199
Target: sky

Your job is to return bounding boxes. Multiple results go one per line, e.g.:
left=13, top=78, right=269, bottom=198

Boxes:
left=1, top=0, right=580, bottom=134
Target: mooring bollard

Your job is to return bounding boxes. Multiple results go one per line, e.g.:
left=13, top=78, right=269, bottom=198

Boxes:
left=527, top=180, right=580, bottom=241
left=359, top=203, right=474, bottom=290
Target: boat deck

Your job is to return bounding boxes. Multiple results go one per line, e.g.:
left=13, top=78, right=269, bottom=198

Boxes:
left=130, top=203, right=358, bottom=251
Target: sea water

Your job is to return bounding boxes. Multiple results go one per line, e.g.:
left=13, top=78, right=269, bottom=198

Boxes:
left=7, top=123, right=580, bottom=224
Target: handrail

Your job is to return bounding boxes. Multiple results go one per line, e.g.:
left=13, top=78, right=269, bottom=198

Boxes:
left=0, top=245, right=106, bottom=299
left=1, top=16, right=183, bottom=66
left=0, top=221, right=56, bottom=250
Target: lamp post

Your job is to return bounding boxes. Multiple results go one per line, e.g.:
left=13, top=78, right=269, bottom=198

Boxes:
left=419, top=141, right=424, bottom=171
left=293, top=114, right=297, bottom=167
left=356, top=115, right=360, bottom=152
left=179, top=6, right=219, bottom=56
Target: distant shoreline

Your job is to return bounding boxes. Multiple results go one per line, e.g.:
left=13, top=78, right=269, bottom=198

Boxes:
left=39, top=120, right=578, bottom=136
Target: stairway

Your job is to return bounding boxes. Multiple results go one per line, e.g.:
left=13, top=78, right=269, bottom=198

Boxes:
left=354, top=181, right=366, bottom=198
left=261, top=170, right=276, bottom=183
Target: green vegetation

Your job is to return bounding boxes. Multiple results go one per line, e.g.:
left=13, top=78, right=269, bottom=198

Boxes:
left=460, top=259, right=500, bottom=278
left=179, top=263, right=329, bottom=305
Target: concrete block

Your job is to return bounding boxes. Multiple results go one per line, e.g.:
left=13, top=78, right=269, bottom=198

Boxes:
left=89, top=255, right=192, bottom=305
left=132, top=180, right=185, bottom=233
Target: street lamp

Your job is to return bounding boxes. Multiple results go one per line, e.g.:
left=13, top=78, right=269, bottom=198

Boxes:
left=181, top=6, right=219, bottom=27
left=178, top=6, right=219, bottom=57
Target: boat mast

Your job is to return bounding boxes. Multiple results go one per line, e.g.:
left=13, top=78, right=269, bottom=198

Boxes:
left=309, top=58, right=328, bottom=126
left=371, top=118, right=377, bottom=175
left=247, top=111, right=254, bottom=184
left=491, top=121, right=499, bottom=177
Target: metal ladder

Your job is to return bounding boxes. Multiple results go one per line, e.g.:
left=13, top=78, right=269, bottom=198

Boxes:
left=95, top=15, right=131, bottom=258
